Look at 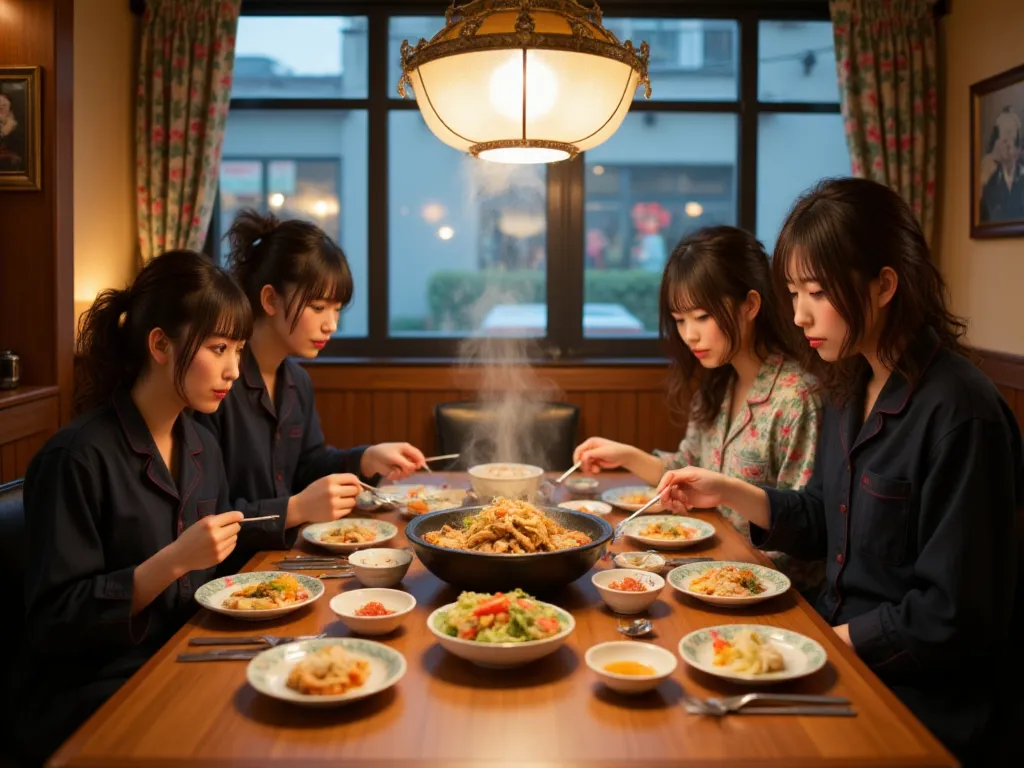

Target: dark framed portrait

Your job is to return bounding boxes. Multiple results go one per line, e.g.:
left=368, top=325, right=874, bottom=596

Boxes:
left=0, top=65, right=41, bottom=191
left=971, top=62, right=1024, bottom=238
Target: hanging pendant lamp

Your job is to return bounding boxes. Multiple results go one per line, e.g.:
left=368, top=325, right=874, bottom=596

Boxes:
left=397, top=0, right=652, bottom=164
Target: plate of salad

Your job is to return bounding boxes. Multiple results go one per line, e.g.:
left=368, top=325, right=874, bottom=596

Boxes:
left=427, top=589, right=576, bottom=668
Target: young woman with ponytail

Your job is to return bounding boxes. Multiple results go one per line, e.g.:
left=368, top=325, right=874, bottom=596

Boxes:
left=195, top=210, right=426, bottom=558
left=14, top=251, right=252, bottom=762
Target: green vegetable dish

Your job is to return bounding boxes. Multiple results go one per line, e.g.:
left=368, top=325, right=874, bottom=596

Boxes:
left=436, top=589, right=565, bottom=643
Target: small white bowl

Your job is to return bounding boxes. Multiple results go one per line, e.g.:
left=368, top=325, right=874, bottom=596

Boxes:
left=329, top=588, right=416, bottom=636
left=585, top=641, right=678, bottom=694
left=558, top=499, right=613, bottom=517
left=347, top=548, right=413, bottom=588
left=564, top=476, right=599, bottom=496
left=591, top=569, right=665, bottom=615
left=467, top=462, right=544, bottom=501
left=613, top=551, right=667, bottom=573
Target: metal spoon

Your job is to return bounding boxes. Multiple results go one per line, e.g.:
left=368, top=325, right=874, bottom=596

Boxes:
left=616, top=617, right=654, bottom=637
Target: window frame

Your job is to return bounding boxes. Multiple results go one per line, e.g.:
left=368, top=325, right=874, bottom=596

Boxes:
left=216, top=0, right=839, bottom=361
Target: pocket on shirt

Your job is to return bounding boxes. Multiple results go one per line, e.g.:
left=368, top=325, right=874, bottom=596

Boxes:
left=196, top=499, right=218, bottom=518
left=856, top=470, right=912, bottom=565
left=737, top=459, right=770, bottom=484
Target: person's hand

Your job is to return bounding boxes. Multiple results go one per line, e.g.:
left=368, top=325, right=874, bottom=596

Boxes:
left=833, top=623, right=853, bottom=648
left=573, top=437, right=639, bottom=474
left=654, top=467, right=731, bottom=513
left=291, top=473, right=361, bottom=523
left=171, top=511, right=243, bottom=573
left=361, top=442, right=427, bottom=481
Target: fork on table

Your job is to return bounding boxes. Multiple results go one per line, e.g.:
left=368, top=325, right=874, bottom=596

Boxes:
left=682, top=691, right=854, bottom=717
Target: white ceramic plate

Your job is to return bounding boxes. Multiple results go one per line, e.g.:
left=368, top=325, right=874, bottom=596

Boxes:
left=601, top=485, right=664, bottom=513
left=678, top=624, right=827, bottom=684
left=247, top=637, right=406, bottom=707
left=621, top=515, right=715, bottom=550
left=558, top=499, right=613, bottom=516
left=194, top=571, right=324, bottom=622
left=303, top=519, right=398, bottom=553
left=375, top=485, right=469, bottom=517
left=667, top=560, right=791, bottom=607
left=427, top=601, right=575, bottom=668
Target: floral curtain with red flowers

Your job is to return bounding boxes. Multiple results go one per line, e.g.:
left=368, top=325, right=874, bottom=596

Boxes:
left=830, top=0, right=939, bottom=242
left=136, top=0, right=242, bottom=263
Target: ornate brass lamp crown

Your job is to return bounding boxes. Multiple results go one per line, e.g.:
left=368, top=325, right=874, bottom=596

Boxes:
left=398, top=0, right=652, bottom=164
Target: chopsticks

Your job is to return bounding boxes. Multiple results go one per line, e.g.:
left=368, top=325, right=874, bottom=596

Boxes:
left=611, top=494, right=664, bottom=542
left=424, top=453, right=459, bottom=463
left=554, top=460, right=582, bottom=484
left=238, top=514, right=279, bottom=524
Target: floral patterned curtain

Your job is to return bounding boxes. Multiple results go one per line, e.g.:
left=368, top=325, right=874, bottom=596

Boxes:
left=136, top=0, right=242, bottom=263
left=830, top=0, right=939, bottom=242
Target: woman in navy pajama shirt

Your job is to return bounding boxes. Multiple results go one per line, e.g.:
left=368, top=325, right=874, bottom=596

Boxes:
left=656, top=179, right=1022, bottom=764
left=196, top=210, right=427, bottom=565
left=14, top=252, right=251, bottom=763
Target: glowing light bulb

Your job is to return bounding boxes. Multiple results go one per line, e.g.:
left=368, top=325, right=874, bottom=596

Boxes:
left=437, top=225, right=455, bottom=240
left=685, top=201, right=704, bottom=218
left=489, top=54, right=557, bottom=122
left=269, top=193, right=285, bottom=208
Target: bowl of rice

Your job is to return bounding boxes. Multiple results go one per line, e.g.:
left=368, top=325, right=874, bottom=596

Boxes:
left=467, top=462, right=544, bottom=502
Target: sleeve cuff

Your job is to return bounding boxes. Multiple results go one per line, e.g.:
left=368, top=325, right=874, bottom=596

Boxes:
left=749, top=486, right=783, bottom=549
left=847, top=606, right=918, bottom=680
left=238, top=496, right=293, bottom=550
left=98, top=566, right=151, bottom=645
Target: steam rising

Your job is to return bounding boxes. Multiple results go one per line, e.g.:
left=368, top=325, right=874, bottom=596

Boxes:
left=456, top=289, right=562, bottom=471
left=450, top=158, right=563, bottom=471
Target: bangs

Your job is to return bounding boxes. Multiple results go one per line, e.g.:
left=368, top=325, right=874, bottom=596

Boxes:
left=782, top=245, right=824, bottom=286
left=285, top=240, right=354, bottom=326
left=666, top=259, right=734, bottom=324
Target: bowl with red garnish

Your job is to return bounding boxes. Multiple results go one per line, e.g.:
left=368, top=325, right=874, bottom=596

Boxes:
left=329, top=588, right=417, bottom=636
left=591, top=569, right=665, bottom=614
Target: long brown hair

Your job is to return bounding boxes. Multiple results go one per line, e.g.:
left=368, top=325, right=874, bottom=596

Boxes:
left=773, top=177, right=969, bottom=405
left=660, top=226, right=799, bottom=427
left=75, top=251, right=252, bottom=415
left=226, top=209, right=353, bottom=332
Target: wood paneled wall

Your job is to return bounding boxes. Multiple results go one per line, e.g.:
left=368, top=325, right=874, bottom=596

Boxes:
left=976, top=350, right=1024, bottom=430
left=0, top=388, right=59, bottom=482
left=304, top=362, right=689, bottom=456
left=306, top=350, right=1024, bottom=457
left=0, top=0, right=76, bottom=422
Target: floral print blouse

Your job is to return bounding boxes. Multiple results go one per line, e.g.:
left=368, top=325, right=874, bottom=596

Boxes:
left=654, top=354, right=825, bottom=594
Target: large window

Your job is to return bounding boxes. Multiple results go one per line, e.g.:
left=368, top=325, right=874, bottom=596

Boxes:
left=214, top=2, right=847, bottom=359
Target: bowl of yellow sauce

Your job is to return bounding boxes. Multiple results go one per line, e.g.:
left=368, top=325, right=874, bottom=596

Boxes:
left=585, top=641, right=678, bottom=694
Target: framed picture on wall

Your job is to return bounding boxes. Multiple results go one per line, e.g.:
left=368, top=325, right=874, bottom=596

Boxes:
left=970, top=62, right=1024, bottom=238
left=0, top=65, right=41, bottom=191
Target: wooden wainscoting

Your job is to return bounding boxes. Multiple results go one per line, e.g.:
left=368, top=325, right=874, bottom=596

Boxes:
left=976, top=349, right=1024, bottom=429
left=0, top=386, right=60, bottom=482
left=304, top=362, right=688, bottom=456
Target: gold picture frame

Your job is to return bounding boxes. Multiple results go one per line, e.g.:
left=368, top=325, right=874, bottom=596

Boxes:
left=970, top=62, right=1024, bottom=238
left=0, top=65, right=41, bottom=192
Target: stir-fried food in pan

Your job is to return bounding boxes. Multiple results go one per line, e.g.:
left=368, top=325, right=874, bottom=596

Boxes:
left=423, top=498, right=592, bottom=554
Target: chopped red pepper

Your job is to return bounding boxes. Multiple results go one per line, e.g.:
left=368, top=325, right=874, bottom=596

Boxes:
left=536, top=617, right=560, bottom=634
left=516, top=598, right=534, bottom=610
left=473, top=596, right=510, bottom=616
left=458, top=625, right=478, bottom=640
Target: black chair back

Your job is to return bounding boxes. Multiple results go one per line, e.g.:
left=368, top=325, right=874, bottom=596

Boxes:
left=435, top=401, right=579, bottom=471
left=0, top=479, right=25, bottom=764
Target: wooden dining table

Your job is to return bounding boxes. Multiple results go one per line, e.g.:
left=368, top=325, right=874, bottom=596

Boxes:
left=49, top=473, right=958, bottom=768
